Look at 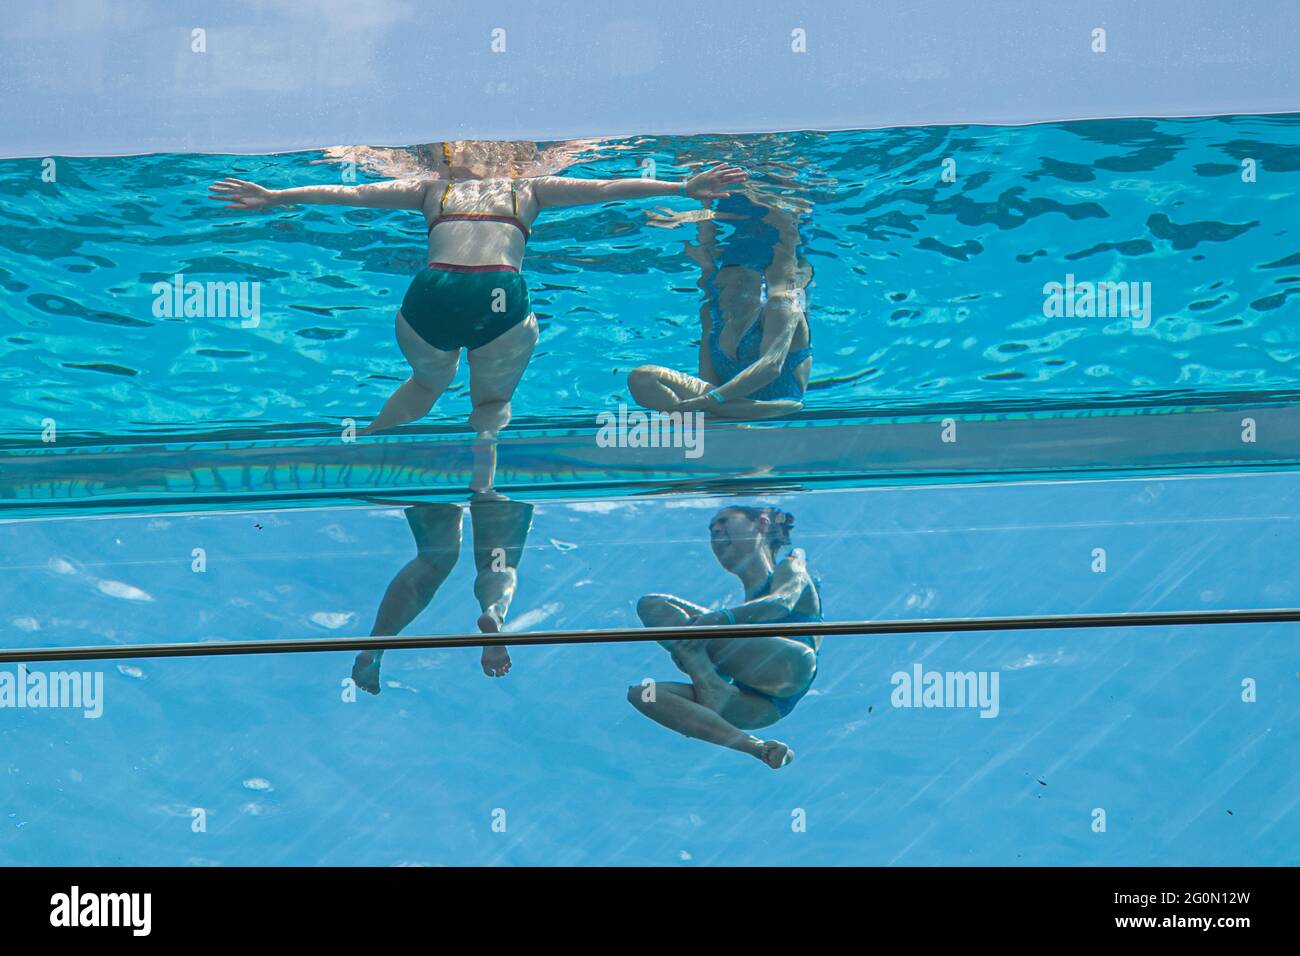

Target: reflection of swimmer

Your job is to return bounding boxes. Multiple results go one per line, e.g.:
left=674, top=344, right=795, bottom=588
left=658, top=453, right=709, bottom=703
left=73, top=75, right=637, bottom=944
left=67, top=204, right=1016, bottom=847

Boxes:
left=351, top=494, right=535, bottom=694
left=629, top=191, right=813, bottom=420
left=628, top=506, right=822, bottom=769
left=209, top=144, right=745, bottom=459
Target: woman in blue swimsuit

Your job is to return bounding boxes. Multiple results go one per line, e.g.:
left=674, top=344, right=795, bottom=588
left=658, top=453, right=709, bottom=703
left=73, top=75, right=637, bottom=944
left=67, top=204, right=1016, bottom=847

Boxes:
left=629, top=505, right=823, bottom=769
left=628, top=190, right=814, bottom=420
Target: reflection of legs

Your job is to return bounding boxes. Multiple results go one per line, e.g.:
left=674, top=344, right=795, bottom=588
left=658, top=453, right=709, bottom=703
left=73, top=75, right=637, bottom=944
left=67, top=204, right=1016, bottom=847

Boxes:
left=626, top=681, right=793, bottom=769
left=361, top=312, right=461, bottom=435
left=351, top=503, right=464, bottom=694
left=702, top=636, right=817, bottom=700
left=632, top=594, right=795, bottom=768
left=470, top=498, right=534, bottom=677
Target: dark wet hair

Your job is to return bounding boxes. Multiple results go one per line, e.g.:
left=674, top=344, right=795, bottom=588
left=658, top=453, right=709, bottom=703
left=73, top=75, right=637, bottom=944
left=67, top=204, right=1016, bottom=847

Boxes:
left=719, top=506, right=796, bottom=557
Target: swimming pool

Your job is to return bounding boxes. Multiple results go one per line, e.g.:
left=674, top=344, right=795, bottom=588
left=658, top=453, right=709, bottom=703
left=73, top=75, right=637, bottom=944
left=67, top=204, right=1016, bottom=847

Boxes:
left=3, top=112, right=1298, bottom=867
left=2, top=472, right=1296, bottom=865
left=3, top=114, right=1299, bottom=448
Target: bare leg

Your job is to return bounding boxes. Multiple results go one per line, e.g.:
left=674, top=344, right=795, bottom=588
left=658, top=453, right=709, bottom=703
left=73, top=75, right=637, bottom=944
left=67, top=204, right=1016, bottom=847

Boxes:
left=361, top=311, right=460, bottom=434
left=626, top=681, right=794, bottom=769
left=636, top=594, right=709, bottom=672
left=632, top=594, right=796, bottom=768
left=448, top=316, right=537, bottom=671
left=701, top=636, right=817, bottom=700
left=469, top=497, right=534, bottom=677
left=466, top=313, right=538, bottom=440
left=627, top=365, right=711, bottom=411
left=626, top=363, right=804, bottom=420
left=351, top=503, right=463, bottom=694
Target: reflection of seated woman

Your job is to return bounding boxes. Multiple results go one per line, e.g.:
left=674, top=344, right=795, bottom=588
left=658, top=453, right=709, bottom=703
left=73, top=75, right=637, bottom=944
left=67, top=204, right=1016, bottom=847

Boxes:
left=628, top=506, right=822, bottom=769
left=628, top=191, right=813, bottom=420
left=351, top=493, right=533, bottom=693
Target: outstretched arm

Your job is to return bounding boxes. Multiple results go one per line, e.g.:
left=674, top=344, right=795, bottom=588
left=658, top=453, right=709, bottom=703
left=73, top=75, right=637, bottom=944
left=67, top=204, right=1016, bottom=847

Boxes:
left=209, top=177, right=429, bottom=211
left=532, top=164, right=746, bottom=209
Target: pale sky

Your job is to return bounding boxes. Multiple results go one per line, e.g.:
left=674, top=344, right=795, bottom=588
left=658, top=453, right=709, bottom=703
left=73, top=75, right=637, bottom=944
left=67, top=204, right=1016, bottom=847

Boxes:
left=2, top=0, right=1298, bottom=156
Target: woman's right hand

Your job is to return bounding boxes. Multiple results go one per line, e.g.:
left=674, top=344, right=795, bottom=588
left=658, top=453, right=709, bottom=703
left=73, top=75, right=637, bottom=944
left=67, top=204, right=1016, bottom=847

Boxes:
left=209, top=178, right=278, bottom=210
left=684, top=164, right=747, bottom=200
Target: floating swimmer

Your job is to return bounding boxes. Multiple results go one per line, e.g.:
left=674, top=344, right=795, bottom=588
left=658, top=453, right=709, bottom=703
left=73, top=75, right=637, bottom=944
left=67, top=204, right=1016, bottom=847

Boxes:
left=629, top=188, right=813, bottom=420
left=629, top=506, right=823, bottom=769
left=210, top=142, right=746, bottom=467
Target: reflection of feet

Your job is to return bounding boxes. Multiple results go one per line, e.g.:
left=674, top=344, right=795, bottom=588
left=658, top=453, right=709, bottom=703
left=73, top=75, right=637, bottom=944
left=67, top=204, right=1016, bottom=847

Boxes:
left=352, top=652, right=382, bottom=695
left=758, top=740, right=794, bottom=769
left=480, top=644, right=512, bottom=678
left=469, top=489, right=507, bottom=503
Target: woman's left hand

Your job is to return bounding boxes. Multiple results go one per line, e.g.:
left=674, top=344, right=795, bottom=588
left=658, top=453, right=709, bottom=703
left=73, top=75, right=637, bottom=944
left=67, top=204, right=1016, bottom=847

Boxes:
left=685, top=164, right=747, bottom=199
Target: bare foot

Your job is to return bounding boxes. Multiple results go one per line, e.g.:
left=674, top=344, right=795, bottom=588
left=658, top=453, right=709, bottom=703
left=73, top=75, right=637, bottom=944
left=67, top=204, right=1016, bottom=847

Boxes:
left=757, top=740, right=794, bottom=769
left=352, top=651, right=382, bottom=695
left=481, top=644, right=512, bottom=677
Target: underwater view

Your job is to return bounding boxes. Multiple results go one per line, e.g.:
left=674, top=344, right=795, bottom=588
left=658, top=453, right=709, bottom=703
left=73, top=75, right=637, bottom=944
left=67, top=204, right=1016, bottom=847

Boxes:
left=4, top=109, right=1299, bottom=871
left=3, top=113, right=1300, bottom=447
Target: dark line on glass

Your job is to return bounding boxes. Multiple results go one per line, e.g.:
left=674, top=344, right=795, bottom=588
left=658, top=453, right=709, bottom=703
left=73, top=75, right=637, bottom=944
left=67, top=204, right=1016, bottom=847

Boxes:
left=2, top=607, right=1297, bottom=664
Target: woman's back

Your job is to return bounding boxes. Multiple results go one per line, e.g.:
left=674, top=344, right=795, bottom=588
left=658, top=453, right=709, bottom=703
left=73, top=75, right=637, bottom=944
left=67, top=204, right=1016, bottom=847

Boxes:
left=422, top=177, right=540, bottom=269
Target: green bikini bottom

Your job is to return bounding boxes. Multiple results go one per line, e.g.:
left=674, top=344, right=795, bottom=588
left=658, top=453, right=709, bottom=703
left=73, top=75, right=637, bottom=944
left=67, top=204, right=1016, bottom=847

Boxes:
left=401, top=263, right=531, bottom=352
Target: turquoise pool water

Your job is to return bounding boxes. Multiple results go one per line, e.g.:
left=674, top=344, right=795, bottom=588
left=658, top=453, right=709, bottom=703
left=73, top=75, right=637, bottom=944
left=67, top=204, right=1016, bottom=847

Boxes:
left=3, top=114, right=1298, bottom=867
left=3, top=113, right=1299, bottom=444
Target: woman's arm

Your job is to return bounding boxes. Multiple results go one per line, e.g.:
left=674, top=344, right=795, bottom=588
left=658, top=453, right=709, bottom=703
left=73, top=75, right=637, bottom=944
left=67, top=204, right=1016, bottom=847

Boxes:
left=693, top=552, right=811, bottom=625
left=532, top=164, right=746, bottom=209
left=209, top=177, right=429, bottom=211
left=681, top=295, right=803, bottom=408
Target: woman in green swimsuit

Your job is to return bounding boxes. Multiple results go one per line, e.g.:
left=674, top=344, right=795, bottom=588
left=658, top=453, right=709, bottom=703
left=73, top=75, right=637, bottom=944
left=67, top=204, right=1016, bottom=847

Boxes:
left=209, top=141, right=745, bottom=476
left=629, top=505, right=823, bottom=769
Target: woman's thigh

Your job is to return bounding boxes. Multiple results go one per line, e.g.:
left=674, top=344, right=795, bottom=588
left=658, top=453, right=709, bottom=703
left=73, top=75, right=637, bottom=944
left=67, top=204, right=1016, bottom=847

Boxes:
left=637, top=593, right=710, bottom=627
left=396, top=310, right=460, bottom=388
left=466, top=313, right=539, bottom=405
left=705, top=636, right=816, bottom=695
left=636, top=364, right=713, bottom=401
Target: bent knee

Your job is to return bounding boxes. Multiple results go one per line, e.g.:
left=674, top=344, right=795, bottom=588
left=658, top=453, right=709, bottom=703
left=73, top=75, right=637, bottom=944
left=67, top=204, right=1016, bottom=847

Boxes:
left=627, top=365, right=662, bottom=388
left=470, top=399, right=512, bottom=430
left=626, top=683, right=652, bottom=709
left=636, top=594, right=675, bottom=625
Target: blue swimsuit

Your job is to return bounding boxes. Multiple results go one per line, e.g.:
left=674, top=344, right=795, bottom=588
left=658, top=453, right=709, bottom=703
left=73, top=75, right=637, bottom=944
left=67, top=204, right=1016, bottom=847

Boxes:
left=705, top=194, right=813, bottom=403
left=706, top=295, right=814, bottom=403
left=728, top=572, right=823, bottom=719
